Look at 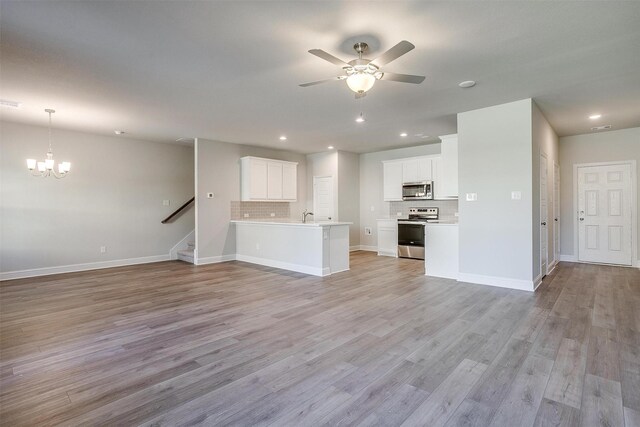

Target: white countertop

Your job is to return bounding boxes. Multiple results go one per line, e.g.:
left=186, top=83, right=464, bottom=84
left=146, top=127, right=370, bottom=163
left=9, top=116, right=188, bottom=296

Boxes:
left=231, top=219, right=352, bottom=227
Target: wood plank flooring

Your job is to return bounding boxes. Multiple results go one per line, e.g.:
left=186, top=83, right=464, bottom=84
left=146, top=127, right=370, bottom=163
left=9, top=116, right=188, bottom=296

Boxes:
left=1, top=252, right=638, bottom=426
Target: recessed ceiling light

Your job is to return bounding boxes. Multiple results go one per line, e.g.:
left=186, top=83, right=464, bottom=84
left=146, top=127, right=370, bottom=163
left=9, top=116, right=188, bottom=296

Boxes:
left=327, top=146, right=334, bottom=150
left=0, top=99, right=21, bottom=109
left=279, top=136, right=287, bottom=141
left=589, top=114, right=602, bottom=120
left=114, top=130, right=125, bottom=135
left=400, top=132, right=408, bottom=137
left=459, top=80, right=476, bottom=88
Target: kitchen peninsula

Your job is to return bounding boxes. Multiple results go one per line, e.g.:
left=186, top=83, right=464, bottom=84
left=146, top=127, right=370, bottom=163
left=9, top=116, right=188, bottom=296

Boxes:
left=230, top=220, right=352, bottom=276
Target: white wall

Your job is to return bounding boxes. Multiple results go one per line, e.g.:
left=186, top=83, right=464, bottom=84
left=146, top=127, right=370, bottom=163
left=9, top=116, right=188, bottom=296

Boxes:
left=195, top=138, right=307, bottom=263
left=0, top=121, right=194, bottom=277
left=458, top=99, right=535, bottom=289
left=338, top=151, right=360, bottom=246
left=558, top=127, right=640, bottom=263
left=358, top=144, right=441, bottom=249
left=532, top=102, right=559, bottom=277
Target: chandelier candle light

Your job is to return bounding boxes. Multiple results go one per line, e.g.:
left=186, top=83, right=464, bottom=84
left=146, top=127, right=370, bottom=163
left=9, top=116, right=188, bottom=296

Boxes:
left=27, top=109, right=71, bottom=178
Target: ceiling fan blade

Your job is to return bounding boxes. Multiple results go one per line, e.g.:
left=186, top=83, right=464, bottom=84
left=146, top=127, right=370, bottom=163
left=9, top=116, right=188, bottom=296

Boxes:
left=381, top=72, right=425, bottom=84
left=299, top=76, right=345, bottom=87
left=308, top=49, right=350, bottom=67
left=370, top=40, right=415, bottom=67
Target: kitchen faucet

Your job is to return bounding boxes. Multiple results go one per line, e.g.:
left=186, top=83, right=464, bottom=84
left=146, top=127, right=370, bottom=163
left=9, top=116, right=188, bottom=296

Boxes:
left=302, top=209, right=314, bottom=223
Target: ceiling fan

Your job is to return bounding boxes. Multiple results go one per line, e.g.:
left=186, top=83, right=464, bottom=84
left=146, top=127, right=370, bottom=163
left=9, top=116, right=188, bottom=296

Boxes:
left=300, top=40, right=425, bottom=98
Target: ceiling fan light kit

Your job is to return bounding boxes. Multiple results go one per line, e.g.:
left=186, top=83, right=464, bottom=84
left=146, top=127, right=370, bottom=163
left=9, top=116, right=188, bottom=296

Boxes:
left=301, top=40, right=425, bottom=98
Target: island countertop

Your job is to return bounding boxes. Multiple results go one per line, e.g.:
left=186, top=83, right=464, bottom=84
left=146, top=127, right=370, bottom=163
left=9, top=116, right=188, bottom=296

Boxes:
left=230, top=219, right=352, bottom=227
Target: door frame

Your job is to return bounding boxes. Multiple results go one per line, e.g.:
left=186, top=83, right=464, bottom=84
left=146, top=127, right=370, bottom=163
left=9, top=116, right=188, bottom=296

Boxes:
left=540, top=152, right=548, bottom=276
left=552, top=162, right=560, bottom=269
left=572, top=160, right=637, bottom=267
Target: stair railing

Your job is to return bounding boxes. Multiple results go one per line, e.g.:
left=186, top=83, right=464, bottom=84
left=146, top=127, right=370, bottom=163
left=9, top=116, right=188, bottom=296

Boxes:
left=161, top=197, right=195, bottom=224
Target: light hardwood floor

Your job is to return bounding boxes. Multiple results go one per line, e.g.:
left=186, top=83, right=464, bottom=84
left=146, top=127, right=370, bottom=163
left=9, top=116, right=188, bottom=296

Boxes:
left=1, top=252, right=639, bottom=426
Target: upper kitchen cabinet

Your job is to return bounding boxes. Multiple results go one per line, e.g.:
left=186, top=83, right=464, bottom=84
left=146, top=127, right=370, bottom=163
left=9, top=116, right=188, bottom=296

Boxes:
left=434, top=134, right=458, bottom=199
left=241, top=156, right=298, bottom=202
left=383, top=156, right=435, bottom=201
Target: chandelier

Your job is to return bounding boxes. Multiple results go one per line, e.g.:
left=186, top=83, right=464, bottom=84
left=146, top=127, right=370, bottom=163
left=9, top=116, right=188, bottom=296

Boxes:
left=26, top=109, right=71, bottom=178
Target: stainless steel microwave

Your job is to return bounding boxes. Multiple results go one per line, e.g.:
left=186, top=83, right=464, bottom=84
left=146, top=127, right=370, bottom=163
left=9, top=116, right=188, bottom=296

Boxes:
left=402, top=181, right=433, bottom=200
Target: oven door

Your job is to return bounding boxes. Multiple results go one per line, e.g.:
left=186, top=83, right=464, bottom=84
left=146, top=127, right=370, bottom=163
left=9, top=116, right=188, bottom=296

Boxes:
left=397, top=222, right=425, bottom=247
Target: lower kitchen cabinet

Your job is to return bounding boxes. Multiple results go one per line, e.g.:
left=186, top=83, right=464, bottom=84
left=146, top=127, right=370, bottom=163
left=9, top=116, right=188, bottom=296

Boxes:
left=377, top=219, right=398, bottom=257
left=424, top=223, right=458, bottom=279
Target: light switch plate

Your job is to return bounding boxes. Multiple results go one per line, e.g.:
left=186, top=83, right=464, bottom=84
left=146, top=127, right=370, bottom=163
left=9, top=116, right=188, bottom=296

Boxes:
left=465, top=193, right=478, bottom=202
left=511, top=191, right=522, bottom=200
left=365, top=227, right=372, bottom=235
left=162, top=200, right=170, bottom=206
left=243, top=213, right=249, bottom=218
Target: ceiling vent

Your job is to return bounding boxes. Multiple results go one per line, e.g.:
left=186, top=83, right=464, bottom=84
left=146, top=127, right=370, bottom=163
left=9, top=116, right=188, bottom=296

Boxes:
left=591, top=125, right=612, bottom=131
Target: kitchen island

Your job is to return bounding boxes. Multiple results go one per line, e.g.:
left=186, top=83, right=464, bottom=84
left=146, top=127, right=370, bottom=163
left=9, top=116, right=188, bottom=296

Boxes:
left=230, top=220, right=352, bottom=276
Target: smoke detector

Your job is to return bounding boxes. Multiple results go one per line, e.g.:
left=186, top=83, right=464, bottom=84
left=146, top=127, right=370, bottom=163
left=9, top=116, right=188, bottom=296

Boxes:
left=590, top=125, right=612, bottom=131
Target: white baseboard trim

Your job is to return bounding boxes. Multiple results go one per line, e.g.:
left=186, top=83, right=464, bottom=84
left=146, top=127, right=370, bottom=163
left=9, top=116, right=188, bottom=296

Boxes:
left=533, top=273, right=543, bottom=290
left=559, top=254, right=640, bottom=269
left=235, top=254, right=327, bottom=276
left=0, top=255, right=170, bottom=281
left=457, top=272, right=536, bottom=292
left=349, top=245, right=377, bottom=252
left=195, top=254, right=236, bottom=265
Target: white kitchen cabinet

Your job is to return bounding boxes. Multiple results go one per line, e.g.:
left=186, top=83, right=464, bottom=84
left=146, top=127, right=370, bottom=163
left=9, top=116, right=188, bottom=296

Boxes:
left=377, top=219, right=398, bottom=257
left=282, top=163, right=297, bottom=200
left=436, top=134, right=458, bottom=199
left=417, top=157, right=433, bottom=182
left=241, top=157, right=297, bottom=201
left=425, top=224, right=458, bottom=279
left=267, top=162, right=283, bottom=200
left=402, top=159, right=418, bottom=183
left=383, top=161, right=403, bottom=201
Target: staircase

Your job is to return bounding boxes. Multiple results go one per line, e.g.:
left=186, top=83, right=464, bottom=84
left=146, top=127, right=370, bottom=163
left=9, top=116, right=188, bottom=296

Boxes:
left=177, top=242, right=195, bottom=264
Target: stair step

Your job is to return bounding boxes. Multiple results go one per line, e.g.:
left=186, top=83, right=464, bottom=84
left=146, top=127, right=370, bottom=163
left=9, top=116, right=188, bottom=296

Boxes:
left=177, top=248, right=195, bottom=264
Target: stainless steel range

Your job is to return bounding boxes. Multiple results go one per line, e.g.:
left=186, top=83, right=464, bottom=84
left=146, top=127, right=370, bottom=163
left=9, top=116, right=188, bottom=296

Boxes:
left=397, top=207, right=439, bottom=260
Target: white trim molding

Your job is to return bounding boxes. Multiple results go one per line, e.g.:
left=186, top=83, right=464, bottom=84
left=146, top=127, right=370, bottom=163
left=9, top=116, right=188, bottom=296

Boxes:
left=559, top=254, right=578, bottom=262
left=196, top=254, right=236, bottom=265
left=0, top=255, right=170, bottom=281
left=350, top=245, right=377, bottom=252
left=457, top=272, right=536, bottom=292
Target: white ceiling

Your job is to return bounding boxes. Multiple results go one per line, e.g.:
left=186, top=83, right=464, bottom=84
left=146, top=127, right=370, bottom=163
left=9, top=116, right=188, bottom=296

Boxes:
left=1, top=1, right=639, bottom=153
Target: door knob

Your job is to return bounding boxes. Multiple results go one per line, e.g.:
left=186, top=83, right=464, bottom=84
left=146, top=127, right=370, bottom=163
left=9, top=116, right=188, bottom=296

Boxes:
left=554, top=218, right=558, bottom=222
left=541, top=222, right=547, bottom=226
left=579, top=218, right=584, bottom=221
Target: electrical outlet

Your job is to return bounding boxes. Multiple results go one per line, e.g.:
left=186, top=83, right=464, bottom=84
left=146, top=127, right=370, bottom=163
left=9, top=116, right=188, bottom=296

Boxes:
left=256, top=243, right=260, bottom=251
left=365, top=227, right=372, bottom=235
left=396, top=212, right=403, bottom=217
left=243, top=213, right=249, bottom=218
left=511, top=191, right=522, bottom=200
left=162, top=200, right=170, bottom=206
left=100, top=246, right=107, bottom=253
left=466, top=193, right=478, bottom=202
left=270, top=213, right=275, bottom=217
left=370, top=206, right=375, bottom=212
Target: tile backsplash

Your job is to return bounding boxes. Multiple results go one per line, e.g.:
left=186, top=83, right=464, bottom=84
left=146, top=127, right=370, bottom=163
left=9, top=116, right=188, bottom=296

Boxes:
left=230, top=201, right=290, bottom=220
left=388, top=200, right=459, bottom=220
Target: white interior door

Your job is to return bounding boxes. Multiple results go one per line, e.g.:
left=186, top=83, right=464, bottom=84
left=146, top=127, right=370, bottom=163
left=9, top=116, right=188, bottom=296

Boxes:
left=578, top=163, right=633, bottom=265
left=540, top=154, right=548, bottom=275
left=553, top=163, right=560, bottom=266
left=313, top=176, right=334, bottom=221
